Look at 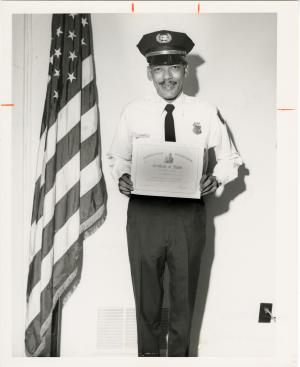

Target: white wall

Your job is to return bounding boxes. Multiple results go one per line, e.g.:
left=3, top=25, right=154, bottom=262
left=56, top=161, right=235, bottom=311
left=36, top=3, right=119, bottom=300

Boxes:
left=11, top=12, right=296, bottom=363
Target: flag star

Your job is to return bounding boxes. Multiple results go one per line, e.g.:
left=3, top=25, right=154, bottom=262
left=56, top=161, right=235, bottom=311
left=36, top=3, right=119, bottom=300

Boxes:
left=68, top=51, right=77, bottom=61
left=49, top=55, right=54, bottom=64
left=53, top=90, right=58, bottom=99
left=69, top=14, right=77, bottom=19
left=56, top=26, right=63, bottom=37
left=81, top=38, right=87, bottom=46
left=68, top=30, right=77, bottom=40
left=67, top=72, right=76, bottom=83
left=81, top=17, right=88, bottom=27
left=53, top=68, right=60, bottom=77
left=54, top=48, right=62, bottom=58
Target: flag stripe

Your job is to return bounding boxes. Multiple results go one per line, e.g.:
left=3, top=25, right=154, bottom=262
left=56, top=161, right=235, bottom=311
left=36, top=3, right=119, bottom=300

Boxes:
left=80, top=182, right=107, bottom=225
left=36, top=185, right=46, bottom=221
left=31, top=177, right=42, bottom=224
left=82, top=55, right=93, bottom=88
left=40, top=249, right=54, bottom=291
left=56, top=153, right=80, bottom=202
left=26, top=251, right=42, bottom=300
left=36, top=131, right=47, bottom=181
left=81, top=104, right=97, bottom=142
left=40, top=84, right=55, bottom=138
left=52, top=182, right=80, bottom=233
left=51, top=241, right=81, bottom=294
left=42, top=102, right=58, bottom=135
left=56, top=123, right=81, bottom=170
left=80, top=132, right=98, bottom=170
left=80, top=156, right=101, bottom=197
left=28, top=222, right=38, bottom=262
left=45, top=119, right=58, bottom=163
left=42, top=185, right=56, bottom=228
left=29, top=215, right=44, bottom=264
left=81, top=36, right=92, bottom=61
left=25, top=313, right=40, bottom=355
left=55, top=210, right=80, bottom=263
left=26, top=282, right=41, bottom=327
left=43, top=158, right=55, bottom=195
left=81, top=81, right=97, bottom=115
left=57, top=92, right=81, bottom=142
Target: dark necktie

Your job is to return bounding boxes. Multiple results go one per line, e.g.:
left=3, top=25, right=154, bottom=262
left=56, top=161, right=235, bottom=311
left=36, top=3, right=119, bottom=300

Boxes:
left=164, top=104, right=176, bottom=142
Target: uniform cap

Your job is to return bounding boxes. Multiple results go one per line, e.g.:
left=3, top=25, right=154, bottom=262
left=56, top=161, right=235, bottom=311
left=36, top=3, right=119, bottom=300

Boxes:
left=137, top=30, right=194, bottom=65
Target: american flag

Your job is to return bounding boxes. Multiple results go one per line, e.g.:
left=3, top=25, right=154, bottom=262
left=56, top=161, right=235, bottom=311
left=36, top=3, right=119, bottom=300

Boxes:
left=25, top=14, right=107, bottom=356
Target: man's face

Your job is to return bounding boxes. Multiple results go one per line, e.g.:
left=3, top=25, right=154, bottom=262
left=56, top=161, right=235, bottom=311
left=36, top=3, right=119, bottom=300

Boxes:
left=147, top=64, right=188, bottom=101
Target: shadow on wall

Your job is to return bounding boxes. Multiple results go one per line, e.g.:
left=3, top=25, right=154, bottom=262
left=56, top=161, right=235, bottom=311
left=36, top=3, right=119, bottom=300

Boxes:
left=184, top=54, right=205, bottom=96
left=187, top=82, right=250, bottom=355
left=189, top=161, right=249, bottom=356
left=162, top=55, right=249, bottom=356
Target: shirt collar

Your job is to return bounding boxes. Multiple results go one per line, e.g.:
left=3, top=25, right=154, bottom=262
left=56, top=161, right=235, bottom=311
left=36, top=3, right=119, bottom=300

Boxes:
left=147, top=91, right=186, bottom=115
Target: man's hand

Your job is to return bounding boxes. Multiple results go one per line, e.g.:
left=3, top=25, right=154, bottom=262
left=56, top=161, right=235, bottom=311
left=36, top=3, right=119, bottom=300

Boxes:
left=200, top=174, right=219, bottom=196
left=118, top=173, right=134, bottom=197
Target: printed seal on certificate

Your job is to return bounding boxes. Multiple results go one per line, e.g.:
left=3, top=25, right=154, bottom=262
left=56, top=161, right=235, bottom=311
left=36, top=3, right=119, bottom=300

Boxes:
left=131, top=140, right=204, bottom=199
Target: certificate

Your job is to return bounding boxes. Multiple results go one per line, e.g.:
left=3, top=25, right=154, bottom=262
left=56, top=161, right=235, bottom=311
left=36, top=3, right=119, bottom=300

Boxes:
left=131, top=141, right=203, bottom=199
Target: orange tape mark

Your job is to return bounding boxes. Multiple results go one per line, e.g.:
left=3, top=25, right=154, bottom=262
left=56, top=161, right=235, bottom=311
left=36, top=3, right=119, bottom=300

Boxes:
left=132, top=3, right=134, bottom=13
left=197, top=2, right=200, bottom=14
left=1, top=104, right=15, bottom=106
left=277, top=108, right=295, bottom=111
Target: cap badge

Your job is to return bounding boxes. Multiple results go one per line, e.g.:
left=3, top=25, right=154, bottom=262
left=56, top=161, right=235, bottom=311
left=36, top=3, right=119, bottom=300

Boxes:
left=156, top=32, right=172, bottom=44
left=192, top=122, right=202, bottom=135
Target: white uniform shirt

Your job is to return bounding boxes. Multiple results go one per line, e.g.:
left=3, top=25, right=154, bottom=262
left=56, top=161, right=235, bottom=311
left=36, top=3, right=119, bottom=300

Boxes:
left=108, top=92, right=242, bottom=186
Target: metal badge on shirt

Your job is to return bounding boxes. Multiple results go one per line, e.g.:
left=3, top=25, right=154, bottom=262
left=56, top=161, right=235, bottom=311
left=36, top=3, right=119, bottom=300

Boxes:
left=192, top=122, right=202, bottom=135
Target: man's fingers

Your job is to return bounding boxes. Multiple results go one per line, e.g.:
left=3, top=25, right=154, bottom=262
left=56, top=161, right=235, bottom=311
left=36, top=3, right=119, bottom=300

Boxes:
left=201, top=186, right=216, bottom=196
left=119, top=180, right=132, bottom=191
left=118, top=183, right=132, bottom=196
left=119, top=174, right=133, bottom=188
left=200, top=174, right=208, bottom=187
left=201, top=175, right=219, bottom=196
left=122, top=173, right=133, bottom=185
left=120, top=174, right=133, bottom=188
left=119, top=174, right=134, bottom=196
left=201, top=175, right=214, bottom=190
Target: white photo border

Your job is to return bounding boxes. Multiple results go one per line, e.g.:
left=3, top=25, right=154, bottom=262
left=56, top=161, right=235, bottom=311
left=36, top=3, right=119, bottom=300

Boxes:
left=0, top=1, right=297, bottom=367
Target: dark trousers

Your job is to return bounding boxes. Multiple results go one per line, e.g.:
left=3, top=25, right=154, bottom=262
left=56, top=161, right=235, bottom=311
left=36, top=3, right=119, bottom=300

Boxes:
left=126, top=195, right=206, bottom=357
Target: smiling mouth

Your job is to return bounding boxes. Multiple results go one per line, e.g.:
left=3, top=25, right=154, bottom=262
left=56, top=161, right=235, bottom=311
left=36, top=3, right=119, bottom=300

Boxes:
left=159, top=81, right=177, bottom=90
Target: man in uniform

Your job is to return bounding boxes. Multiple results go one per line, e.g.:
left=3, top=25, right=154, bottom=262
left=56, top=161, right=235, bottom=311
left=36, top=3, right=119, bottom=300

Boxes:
left=108, top=30, right=242, bottom=357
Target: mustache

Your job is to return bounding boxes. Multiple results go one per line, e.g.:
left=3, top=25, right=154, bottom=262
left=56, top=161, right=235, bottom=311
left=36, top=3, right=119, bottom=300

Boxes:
left=159, top=80, right=177, bottom=86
